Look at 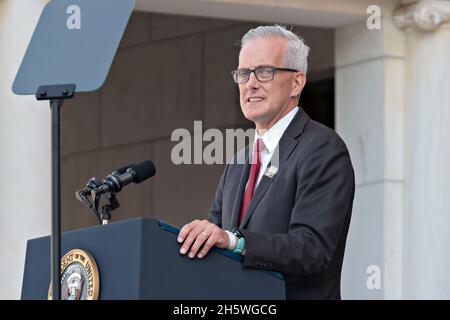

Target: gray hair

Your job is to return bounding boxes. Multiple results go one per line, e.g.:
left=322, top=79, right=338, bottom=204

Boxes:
left=240, top=25, right=310, bottom=74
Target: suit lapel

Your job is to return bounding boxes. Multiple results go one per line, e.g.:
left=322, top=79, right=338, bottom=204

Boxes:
left=239, top=108, right=310, bottom=229
left=239, top=174, right=273, bottom=228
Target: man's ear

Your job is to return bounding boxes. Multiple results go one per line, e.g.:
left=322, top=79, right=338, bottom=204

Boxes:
left=291, top=72, right=306, bottom=98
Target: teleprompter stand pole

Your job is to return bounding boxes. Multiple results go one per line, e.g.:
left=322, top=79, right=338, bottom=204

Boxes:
left=36, top=84, right=76, bottom=300
left=51, top=99, right=61, bottom=300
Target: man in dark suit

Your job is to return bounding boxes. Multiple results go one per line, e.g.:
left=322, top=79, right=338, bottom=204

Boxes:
left=177, top=25, right=355, bottom=299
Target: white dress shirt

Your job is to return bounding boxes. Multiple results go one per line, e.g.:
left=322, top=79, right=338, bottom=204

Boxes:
left=252, top=106, right=299, bottom=188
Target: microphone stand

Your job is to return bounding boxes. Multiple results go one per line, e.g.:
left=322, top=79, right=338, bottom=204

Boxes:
left=92, top=191, right=120, bottom=225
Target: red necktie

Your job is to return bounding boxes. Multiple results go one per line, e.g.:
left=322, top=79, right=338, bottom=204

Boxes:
left=238, top=138, right=265, bottom=225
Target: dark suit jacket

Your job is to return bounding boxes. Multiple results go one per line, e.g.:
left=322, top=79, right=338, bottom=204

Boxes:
left=208, top=108, right=355, bottom=300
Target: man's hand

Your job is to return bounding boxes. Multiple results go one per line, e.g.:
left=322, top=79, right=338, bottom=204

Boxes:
left=177, top=219, right=229, bottom=259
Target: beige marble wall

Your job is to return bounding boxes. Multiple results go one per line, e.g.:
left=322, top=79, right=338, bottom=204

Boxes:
left=336, top=1, right=406, bottom=299
left=403, top=24, right=450, bottom=299
left=0, top=0, right=51, bottom=300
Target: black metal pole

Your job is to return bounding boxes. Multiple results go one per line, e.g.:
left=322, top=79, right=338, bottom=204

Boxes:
left=36, top=85, right=75, bottom=300
left=50, top=99, right=62, bottom=300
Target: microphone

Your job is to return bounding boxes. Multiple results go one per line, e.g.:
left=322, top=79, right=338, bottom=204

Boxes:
left=112, top=163, right=135, bottom=175
left=75, top=164, right=133, bottom=208
left=94, top=160, right=156, bottom=195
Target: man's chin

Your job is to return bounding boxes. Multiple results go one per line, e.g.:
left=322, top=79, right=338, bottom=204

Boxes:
left=243, top=113, right=262, bottom=124
left=242, top=106, right=267, bottom=122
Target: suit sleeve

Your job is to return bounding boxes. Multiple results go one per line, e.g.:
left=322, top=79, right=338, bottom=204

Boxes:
left=241, top=133, right=355, bottom=275
left=207, top=164, right=229, bottom=228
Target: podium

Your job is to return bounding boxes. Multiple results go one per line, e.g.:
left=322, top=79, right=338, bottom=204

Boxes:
left=21, top=218, right=285, bottom=299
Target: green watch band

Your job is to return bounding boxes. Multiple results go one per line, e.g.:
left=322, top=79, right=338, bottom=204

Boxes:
left=233, top=236, right=245, bottom=254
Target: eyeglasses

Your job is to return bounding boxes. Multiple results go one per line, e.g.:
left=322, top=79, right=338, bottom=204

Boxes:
left=231, top=66, right=298, bottom=84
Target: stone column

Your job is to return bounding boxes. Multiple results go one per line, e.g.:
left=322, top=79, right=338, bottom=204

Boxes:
left=0, top=0, right=50, bottom=299
left=336, top=0, right=406, bottom=299
left=393, top=0, right=450, bottom=299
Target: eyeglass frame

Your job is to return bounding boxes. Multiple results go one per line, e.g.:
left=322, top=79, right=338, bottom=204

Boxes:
left=231, top=65, right=299, bottom=84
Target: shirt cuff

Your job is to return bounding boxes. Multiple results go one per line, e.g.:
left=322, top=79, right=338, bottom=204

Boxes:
left=225, top=230, right=237, bottom=250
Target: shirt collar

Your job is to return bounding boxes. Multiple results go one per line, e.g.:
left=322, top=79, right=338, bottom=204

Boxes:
left=254, top=106, right=299, bottom=154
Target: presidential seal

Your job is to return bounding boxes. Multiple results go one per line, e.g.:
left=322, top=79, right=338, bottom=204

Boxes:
left=48, top=249, right=100, bottom=300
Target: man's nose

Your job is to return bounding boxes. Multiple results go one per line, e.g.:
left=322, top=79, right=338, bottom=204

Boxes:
left=245, top=71, right=260, bottom=89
